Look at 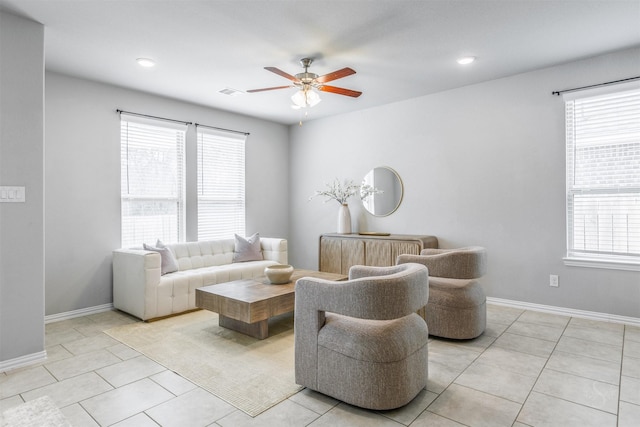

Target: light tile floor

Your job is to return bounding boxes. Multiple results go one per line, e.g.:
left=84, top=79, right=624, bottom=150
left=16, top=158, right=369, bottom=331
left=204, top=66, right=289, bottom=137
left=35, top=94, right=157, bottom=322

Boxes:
left=1, top=305, right=639, bottom=426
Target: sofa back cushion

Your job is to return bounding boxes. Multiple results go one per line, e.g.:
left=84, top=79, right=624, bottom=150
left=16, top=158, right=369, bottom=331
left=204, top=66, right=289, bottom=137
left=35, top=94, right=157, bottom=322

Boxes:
left=164, top=238, right=286, bottom=272
left=168, top=240, right=236, bottom=271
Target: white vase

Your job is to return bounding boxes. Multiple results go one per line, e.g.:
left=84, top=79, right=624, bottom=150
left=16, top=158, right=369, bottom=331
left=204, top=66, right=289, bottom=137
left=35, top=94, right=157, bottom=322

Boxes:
left=337, top=204, right=352, bottom=234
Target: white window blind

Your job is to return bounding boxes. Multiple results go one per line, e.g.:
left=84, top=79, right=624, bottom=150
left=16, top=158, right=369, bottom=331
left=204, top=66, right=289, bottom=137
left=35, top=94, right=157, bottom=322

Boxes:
left=565, top=82, right=640, bottom=265
left=197, top=127, right=246, bottom=240
left=120, top=115, right=186, bottom=248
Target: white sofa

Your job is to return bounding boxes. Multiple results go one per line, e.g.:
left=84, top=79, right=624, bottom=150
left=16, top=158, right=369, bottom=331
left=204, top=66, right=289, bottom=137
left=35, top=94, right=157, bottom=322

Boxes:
left=113, top=237, right=288, bottom=321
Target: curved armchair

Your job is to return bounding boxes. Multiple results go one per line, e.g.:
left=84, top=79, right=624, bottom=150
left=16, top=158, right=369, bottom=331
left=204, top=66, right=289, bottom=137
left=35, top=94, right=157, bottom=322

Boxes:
left=295, top=263, right=429, bottom=410
left=397, top=246, right=487, bottom=339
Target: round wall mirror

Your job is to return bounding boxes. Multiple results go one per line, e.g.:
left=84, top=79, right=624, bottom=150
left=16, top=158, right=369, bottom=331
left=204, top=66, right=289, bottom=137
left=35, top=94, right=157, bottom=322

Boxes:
left=362, top=167, right=403, bottom=216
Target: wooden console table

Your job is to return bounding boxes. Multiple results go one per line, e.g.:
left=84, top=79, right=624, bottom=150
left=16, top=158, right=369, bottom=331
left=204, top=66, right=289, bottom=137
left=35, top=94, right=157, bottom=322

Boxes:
left=319, top=233, right=438, bottom=275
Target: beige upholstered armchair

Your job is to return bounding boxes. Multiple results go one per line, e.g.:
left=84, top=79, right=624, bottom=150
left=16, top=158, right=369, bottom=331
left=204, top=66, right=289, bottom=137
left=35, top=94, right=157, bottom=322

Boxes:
left=294, top=263, right=429, bottom=410
left=397, top=246, right=487, bottom=339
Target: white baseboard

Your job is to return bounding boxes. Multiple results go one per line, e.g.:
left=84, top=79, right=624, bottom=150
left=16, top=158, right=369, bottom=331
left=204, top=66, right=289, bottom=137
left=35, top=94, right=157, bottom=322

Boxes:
left=1, top=304, right=114, bottom=373
left=45, top=303, right=114, bottom=324
left=0, top=350, right=47, bottom=373
left=487, top=297, right=640, bottom=327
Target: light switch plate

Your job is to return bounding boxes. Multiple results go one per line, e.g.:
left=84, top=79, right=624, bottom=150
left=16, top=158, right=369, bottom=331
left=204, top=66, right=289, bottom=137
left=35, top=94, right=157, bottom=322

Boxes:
left=0, top=186, right=26, bottom=203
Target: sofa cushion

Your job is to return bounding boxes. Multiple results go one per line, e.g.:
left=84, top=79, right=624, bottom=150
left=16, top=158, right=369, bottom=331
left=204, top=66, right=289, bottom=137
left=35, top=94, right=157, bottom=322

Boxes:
left=233, top=233, right=263, bottom=262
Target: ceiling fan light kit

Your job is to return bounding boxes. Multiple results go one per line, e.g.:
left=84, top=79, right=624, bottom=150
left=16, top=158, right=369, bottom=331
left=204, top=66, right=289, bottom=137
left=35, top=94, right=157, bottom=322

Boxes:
left=291, top=87, right=321, bottom=109
left=248, top=57, right=362, bottom=111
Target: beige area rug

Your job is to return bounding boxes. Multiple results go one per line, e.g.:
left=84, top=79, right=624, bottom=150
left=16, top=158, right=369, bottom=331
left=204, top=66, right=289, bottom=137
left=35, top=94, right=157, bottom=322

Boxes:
left=105, top=310, right=302, bottom=417
left=1, top=396, right=71, bottom=427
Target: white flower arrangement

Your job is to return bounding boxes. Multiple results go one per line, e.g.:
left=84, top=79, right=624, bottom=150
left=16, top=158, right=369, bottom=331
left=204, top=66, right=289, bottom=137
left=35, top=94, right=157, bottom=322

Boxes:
left=310, top=178, right=382, bottom=205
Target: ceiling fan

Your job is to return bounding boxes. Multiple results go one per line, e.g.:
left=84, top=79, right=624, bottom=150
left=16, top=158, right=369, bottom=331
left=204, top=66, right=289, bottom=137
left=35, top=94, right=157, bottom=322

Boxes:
left=247, top=58, right=362, bottom=108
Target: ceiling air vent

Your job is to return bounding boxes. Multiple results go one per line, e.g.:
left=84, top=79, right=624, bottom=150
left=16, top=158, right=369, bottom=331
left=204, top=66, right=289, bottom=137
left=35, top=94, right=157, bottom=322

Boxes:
left=219, top=87, right=245, bottom=96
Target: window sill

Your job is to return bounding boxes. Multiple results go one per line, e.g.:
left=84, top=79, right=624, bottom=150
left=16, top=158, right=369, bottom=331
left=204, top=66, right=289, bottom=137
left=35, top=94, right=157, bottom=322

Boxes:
left=563, top=257, right=640, bottom=272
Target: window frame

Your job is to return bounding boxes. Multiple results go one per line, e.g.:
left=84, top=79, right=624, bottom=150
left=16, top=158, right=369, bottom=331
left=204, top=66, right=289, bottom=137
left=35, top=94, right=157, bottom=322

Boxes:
left=563, top=81, right=640, bottom=271
left=196, top=126, right=247, bottom=240
left=120, top=114, right=186, bottom=247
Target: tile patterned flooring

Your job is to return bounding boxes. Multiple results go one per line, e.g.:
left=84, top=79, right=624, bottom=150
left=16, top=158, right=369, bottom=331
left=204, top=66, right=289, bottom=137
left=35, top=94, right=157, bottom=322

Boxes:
left=1, top=304, right=639, bottom=426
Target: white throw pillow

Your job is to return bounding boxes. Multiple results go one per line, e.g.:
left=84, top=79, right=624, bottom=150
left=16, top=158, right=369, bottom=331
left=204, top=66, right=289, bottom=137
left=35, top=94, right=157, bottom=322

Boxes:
left=233, top=232, right=263, bottom=263
left=143, top=242, right=179, bottom=275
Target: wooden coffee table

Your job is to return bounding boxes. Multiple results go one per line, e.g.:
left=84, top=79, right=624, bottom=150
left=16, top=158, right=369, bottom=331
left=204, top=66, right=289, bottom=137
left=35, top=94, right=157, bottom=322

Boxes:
left=195, top=269, right=347, bottom=339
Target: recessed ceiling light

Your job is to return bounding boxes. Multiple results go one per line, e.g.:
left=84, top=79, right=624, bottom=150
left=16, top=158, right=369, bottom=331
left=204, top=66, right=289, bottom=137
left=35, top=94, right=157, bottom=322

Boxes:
left=136, top=58, right=156, bottom=68
left=457, top=56, right=476, bottom=65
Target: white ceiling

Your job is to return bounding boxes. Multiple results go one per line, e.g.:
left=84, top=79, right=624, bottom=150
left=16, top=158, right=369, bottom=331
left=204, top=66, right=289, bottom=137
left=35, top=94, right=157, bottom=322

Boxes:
left=2, top=0, right=639, bottom=125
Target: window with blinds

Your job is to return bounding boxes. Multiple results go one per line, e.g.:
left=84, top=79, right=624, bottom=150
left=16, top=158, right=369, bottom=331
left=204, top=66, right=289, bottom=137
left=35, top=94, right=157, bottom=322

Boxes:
left=197, top=127, right=246, bottom=240
left=120, top=115, right=186, bottom=248
left=565, top=83, right=640, bottom=266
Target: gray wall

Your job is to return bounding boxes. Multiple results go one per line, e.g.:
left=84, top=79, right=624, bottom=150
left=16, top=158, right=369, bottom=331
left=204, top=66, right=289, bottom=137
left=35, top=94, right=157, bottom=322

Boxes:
left=289, top=47, right=640, bottom=319
left=0, top=12, right=45, bottom=361
left=44, top=72, right=290, bottom=316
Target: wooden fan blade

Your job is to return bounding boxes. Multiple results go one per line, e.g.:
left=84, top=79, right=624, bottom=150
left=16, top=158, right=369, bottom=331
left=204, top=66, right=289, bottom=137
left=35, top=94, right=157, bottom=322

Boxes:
left=264, top=67, right=300, bottom=83
left=246, top=85, right=293, bottom=93
left=315, top=67, right=356, bottom=83
left=318, top=85, right=362, bottom=98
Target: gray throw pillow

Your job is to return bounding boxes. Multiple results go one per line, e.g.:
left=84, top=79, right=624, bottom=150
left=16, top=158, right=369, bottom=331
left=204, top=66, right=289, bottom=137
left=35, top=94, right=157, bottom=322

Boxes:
left=233, top=232, right=263, bottom=262
left=143, top=243, right=179, bottom=275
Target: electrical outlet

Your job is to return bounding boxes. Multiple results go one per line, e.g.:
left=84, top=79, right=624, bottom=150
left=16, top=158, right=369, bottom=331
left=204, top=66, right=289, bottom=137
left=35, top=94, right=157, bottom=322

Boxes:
left=550, top=274, right=559, bottom=287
